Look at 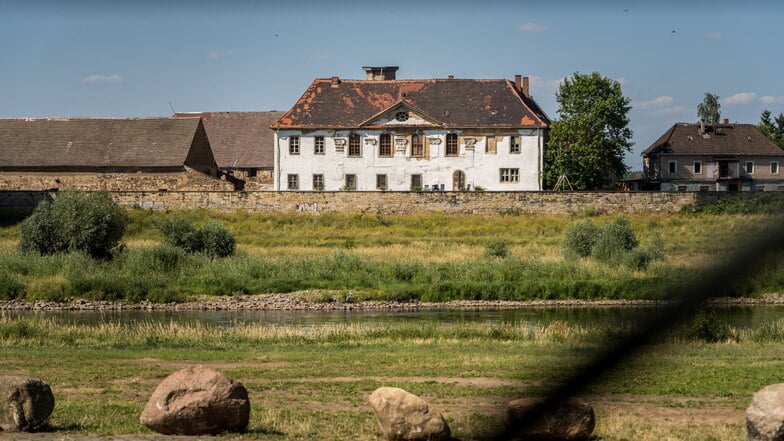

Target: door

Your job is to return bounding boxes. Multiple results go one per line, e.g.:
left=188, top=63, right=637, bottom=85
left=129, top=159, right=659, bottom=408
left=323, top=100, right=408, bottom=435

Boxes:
left=453, top=170, right=466, bottom=191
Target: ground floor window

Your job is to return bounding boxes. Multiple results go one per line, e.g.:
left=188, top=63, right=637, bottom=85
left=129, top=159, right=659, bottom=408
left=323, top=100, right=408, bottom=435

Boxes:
left=247, top=168, right=257, bottom=178
left=313, top=174, right=324, bottom=191
left=677, top=185, right=687, bottom=192
left=699, top=185, right=710, bottom=192
left=287, top=174, right=299, bottom=190
left=453, top=170, right=466, bottom=190
left=499, top=168, right=519, bottom=183
left=376, top=174, right=387, bottom=190
left=411, top=174, right=422, bottom=190
left=344, top=174, right=356, bottom=190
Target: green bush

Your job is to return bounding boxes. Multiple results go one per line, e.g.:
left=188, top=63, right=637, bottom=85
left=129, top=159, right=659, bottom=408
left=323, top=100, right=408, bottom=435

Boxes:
left=562, top=219, right=600, bottom=258
left=157, top=214, right=202, bottom=253
left=0, top=271, right=24, bottom=300
left=18, top=190, right=128, bottom=259
left=684, top=309, right=730, bottom=343
left=484, top=240, right=510, bottom=259
left=591, top=216, right=638, bottom=263
left=625, top=236, right=665, bottom=270
left=199, top=221, right=236, bottom=258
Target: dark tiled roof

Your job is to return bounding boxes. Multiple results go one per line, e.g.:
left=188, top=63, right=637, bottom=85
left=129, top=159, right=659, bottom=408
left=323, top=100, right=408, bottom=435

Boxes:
left=173, top=111, right=281, bottom=169
left=0, top=118, right=205, bottom=170
left=643, top=123, right=784, bottom=156
left=271, top=78, right=550, bottom=129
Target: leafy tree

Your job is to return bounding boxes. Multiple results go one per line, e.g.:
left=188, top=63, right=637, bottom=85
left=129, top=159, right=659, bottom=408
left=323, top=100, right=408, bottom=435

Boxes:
left=757, top=109, right=784, bottom=148
left=697, top=92, right=721, bottom=124
left=544, top=72, right=633, bottom=190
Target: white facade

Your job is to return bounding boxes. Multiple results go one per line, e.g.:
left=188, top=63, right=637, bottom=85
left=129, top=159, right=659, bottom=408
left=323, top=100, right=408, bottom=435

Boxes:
left=273, top=128, right=545, bottom=191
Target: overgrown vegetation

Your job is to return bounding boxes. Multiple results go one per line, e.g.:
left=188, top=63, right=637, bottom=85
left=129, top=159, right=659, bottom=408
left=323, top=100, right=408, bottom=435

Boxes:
left=563, top=216, right=663, bottom=270
left=157, top=214, right=235, bottom=258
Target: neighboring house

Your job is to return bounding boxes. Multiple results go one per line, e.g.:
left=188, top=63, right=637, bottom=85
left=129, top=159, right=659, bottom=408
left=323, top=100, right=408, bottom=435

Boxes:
left=0, top=117, right=232, bottom=191
left=173, top=111, right=282, bottom=190
left=270, top=66, right=550, bottom=192
left=641, top=121, right=784, bottom=192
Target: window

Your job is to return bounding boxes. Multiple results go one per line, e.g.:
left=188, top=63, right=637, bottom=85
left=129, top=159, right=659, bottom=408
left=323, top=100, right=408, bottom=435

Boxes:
left=699, top=185, right=710, bottom=192
left=313, top=174, right=324, bottom=191
left=289, top=136, right=300, bottom=155
left=500, top=168, right=520, bottom=183
left=678, top=185, right=688, bottom=192
left=344, top=174, right=356, bottom=190
left=668, top=161, right=677, bottom=174
left=693, top=161, right=702, bottom=174
left=772, top=161, right=780, bottom=174
left=379, top=134, right=392, bottom=157
left=746, top=161, right=755, bottom=174
left=395, top=111, right=409, bottom=122
left=411, top=174, right=422, bottom=190
left=287, top=174, right=299, bottom=190
left=411, top=134, right=423, bottom=157
left=446, top=133, right=459, bottom=156
left=348, top=134, right=362, bottom=157
left=510, top=135, right=521, bottom=154
left=247, top=168, right=257, bottom=178
left=314, top=136, right=325, bottom=155
left=376, top=174, right=387, bottom=190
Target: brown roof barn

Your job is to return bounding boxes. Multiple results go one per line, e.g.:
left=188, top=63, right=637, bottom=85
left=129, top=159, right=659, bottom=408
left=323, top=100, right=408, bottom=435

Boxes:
left=172, top=111, right=282, bottom=171
left=0, top=117, right=218, bottom=175
left=271, top=71, right=549, bottom=130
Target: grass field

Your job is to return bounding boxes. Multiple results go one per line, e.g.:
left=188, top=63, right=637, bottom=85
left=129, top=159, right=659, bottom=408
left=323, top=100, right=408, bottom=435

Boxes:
left=3, top=315, right=781, bottom=440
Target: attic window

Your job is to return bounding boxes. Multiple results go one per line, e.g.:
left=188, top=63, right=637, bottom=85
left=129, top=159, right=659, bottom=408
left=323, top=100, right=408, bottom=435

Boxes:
left=395, top=111, right=409, bottom=122
left=686, top=135, right=694, bottom=141
left=746, top=136, right=753, bottom=142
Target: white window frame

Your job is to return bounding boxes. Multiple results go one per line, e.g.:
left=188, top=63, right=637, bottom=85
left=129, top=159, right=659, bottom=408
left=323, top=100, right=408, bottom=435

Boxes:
left=344, top=174, right=357, bottom=190
left=313, top=174, right=324, bottom=191
left=510, top=135, right=521, bottom=154
left=314, top=136, right=325, bottom=155
left=287, top=174, right=299, bottom=190
left=500, top=168, right=520, bottom=183
left=746, top=161, right=755, bottom=175
left=376, top=174, right=388, bottom=190
left=289, top=136, right=300, bottom=155
left=411, top=174, right=422, bottom=190
left=668, top=161, right=677, bottom=174
left=772, top=161, right=780, bottom=175
left=693, top=161, right=702, bottom=175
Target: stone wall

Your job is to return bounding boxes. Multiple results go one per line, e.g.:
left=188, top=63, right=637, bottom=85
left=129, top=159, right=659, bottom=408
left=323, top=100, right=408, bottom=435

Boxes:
left=0, top=189, right=728, bottom=215
left=0, top=170, right=235, bottom=192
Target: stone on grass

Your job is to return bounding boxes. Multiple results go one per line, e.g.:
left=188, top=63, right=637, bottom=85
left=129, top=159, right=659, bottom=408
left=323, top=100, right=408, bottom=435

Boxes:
left=0, top=376, right=55, bottom=432
left=140, top=365, right=249, bottom=435
left=747, top=383, right=784, bottom=441
left=506, top=397, right=595, bottom=440
left=368, top=386, right=451, bottom=441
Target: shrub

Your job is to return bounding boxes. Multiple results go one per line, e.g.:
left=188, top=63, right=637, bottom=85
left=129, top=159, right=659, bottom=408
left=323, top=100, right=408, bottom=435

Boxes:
left=18, top=191, right=128, bottom=259
left=0, top=271, right=25, bottom=300
left=199, top=221, right=236, bottom=258
left=625, top=236, right=665, bottom=271
left=562, top=219, right=600, bottom=258
left=683, top=309, right=730, bottom=343
left=484, top=240, right=510, bottom=259
left=591, top=216, right=638, bottom=263
left=157, top=214, right=201, bottom=253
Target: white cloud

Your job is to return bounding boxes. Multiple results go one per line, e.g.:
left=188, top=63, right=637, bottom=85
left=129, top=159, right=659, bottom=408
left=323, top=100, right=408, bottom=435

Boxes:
left=81, top=74, right=123, bottom=84
left=518, top=22, right=549, bottom=32
left=208, top=50, right=232, bottom=60
left=651, top=106, right=688, bottom=116
left=722, top=92, right=757, bottom=105
left=638, top=96, right=674, bottom=109
left=759, top=96, right=784, bottom=105
left=706, top=31, right=723, bottom=39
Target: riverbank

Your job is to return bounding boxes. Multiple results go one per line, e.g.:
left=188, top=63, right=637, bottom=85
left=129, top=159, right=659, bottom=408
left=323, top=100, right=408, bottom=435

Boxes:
left=2, top=291, right=784, bottom=312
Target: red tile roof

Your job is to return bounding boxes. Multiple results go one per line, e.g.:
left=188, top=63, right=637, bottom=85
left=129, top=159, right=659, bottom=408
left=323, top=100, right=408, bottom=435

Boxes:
left=173, top=111, right=281, bottom=169
left=643, top=123, right=784, bottom=156
left=271, top=78, right=550, bottom=130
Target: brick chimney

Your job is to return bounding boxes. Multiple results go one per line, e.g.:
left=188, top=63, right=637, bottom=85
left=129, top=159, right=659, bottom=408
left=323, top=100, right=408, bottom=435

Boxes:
left=330, top=76, right=340, bottom=88
left=514, top=75, right=530, bottom=98
left=362, top=66, right=399, bottom=80
left=723, top=118, right=729, bottom=125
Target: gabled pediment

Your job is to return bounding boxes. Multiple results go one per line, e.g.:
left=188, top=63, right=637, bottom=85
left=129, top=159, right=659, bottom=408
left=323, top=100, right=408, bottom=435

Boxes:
left=359, top=100, right=442, bottom=128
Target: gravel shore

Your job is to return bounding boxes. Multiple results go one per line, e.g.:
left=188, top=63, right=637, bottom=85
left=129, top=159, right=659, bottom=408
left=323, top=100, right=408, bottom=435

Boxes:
left=1, top=291, right=783, bottom=312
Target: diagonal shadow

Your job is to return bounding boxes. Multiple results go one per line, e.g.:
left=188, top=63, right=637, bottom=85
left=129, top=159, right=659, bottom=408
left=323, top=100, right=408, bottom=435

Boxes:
left=492, top=216, right=784, bottom=440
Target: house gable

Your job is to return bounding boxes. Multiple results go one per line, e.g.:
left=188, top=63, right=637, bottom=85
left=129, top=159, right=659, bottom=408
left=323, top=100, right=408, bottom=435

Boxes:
left=358, top=101, right=442, bottom=129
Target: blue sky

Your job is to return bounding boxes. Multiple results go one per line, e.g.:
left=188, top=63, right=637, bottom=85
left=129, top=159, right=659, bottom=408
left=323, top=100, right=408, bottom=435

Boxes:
left=1, top=0, right=782, bottom=170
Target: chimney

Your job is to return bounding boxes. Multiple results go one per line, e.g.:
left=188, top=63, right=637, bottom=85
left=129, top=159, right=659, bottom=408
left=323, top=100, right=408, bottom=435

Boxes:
left=723, top=118, right=729, bottom=125
left=362, top=66, right=399, bottom=81
left=330, top=76, right=340, bottom=88
left=448, top=75, right=454, bottom=80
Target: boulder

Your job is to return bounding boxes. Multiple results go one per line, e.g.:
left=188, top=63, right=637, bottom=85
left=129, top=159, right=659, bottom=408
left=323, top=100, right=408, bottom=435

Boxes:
left=747, top=383, right=784, bottom=441
left=140, top=365, right=249, bottom=435
left=0, top=376, right=55, bottom=432
left=368, top=387, right=451, bottom=441
left=506, top=397, right=595, bottom=440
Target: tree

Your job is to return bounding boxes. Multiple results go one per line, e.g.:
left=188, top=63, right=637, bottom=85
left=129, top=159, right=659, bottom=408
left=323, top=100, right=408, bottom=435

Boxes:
left=544, top=72, right=633, bottom=190
left=697, top=92, right=721, bottom=124
left=758, top=109, right=784, bottom=149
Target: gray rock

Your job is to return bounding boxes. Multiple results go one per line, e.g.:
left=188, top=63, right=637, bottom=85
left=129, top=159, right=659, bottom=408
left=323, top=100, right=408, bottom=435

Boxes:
left=368, top=386, right=451, bottom=441
left=0, top=376, right=55, bottom=432
left=506, top=397, right=595, bottom=440
left=747, top=383, right=784, bottom=440
left=140, top=365, right=249, bottom=435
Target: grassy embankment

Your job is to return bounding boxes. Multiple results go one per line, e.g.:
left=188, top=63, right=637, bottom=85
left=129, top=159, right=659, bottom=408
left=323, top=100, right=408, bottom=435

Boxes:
left=3, top=314, right=784, bottom=440
left=2, top=207, right=784, bottom=302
